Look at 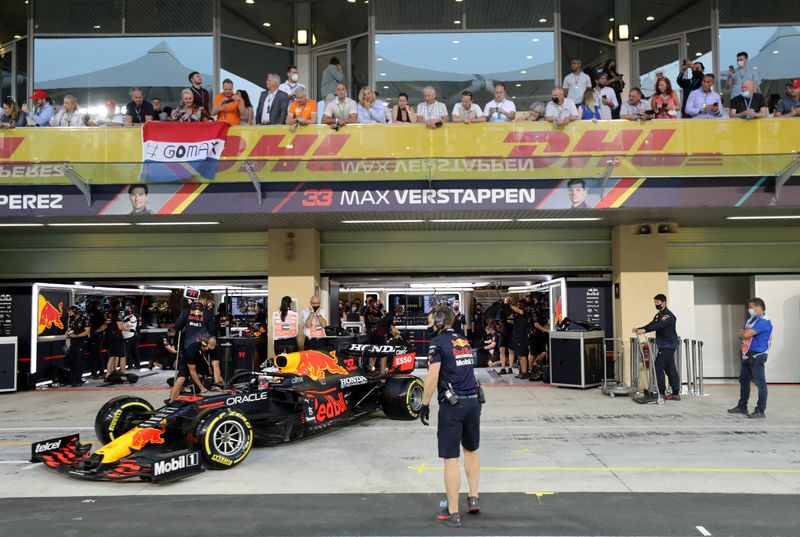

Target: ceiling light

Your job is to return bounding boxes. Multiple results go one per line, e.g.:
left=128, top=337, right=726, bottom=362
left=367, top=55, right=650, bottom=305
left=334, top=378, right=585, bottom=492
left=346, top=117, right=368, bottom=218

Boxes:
left=609, top=17, right=615, bottom=22
left=430, top=219, right=513, bottom=223
left=695, top=52, right=702, bottom=57
left=520, top=70, right=527, bottom=74
left=646, top=16, right=655, bottom=21
left=516, top=218, right=603, bottom=222
left=451, top=57, right=459, bottom=61
left=275, top=42, right=283, bottom=46
left=347, top=0, right=356, bottom=3
left=374, top=40, right=380, bottom=44
left=0, top=223, right=45, bottom=227
left=245, top=0, right=254, bottom=4
left=13, top=34, right=22, bottom=39
left=539, top=18, right=547, bottom=23
left=377, top=57, right=384, bottom=61
left=296, top=29, right=308, bottom=45
left=618, top=24, right=630, bottom=40
left=342, top=220, right=425, bottom=224
left=452, top=40, right=460, bottom=44
left=93, top=25, right=101, bottom=29
left=47, top=223, right=132, bottom=227
left=532, top=38, right=540, bottom=42
left=526, top=55, right=533, bottom=59
left=515, top=83, right=522, bottom=87
left=633, top=36, right=640, bottom=40
left=135, top=221, right=221, bottom=226
left=725, top=215, right=800, bottom=220
left=383, top=85, right=389, bottom=89
left=772, top=50, right=780, bottom=54
left=380, top=72, right=386, bottom=76
left=262, top=22, right=271, bottom=27
left=453, top=20, right=461, bottom=24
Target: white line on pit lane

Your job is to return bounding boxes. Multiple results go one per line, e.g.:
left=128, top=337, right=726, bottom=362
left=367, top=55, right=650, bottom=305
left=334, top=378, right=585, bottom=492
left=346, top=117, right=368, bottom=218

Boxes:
left=0, top=427, right=94, bottom=431
left=0, top=461, right=32, bottom=464
left=353, top=424, right=800, bottom=430
left=696, top=526, right=712, bottom=536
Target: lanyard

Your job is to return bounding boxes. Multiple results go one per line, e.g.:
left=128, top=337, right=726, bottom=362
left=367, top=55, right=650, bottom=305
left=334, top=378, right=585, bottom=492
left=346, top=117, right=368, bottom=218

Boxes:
left=134, top=107, right=142, bottom=121
left=337, top=102, right=345, bottom=117
left=743, top=96, right=753, bottom=110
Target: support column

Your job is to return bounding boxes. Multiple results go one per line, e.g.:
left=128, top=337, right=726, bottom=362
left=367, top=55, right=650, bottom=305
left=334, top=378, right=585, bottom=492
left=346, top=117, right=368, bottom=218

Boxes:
left=267, top=228, right=320, bottom=358
left=612, top=225, right=668, bottom=385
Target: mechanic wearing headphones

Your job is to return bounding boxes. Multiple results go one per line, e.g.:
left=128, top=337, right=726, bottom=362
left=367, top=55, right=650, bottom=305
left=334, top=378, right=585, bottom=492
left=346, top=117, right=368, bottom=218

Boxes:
left=419, top=305, right=482, bottom=528
left=169, top=336, right=222, bottom=401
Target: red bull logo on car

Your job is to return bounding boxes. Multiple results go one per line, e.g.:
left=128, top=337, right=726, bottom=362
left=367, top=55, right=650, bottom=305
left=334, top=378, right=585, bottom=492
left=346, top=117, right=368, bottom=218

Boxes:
left=129, top=428, right=166, bottom=451
left=292, top=351, right=349, bottom=381
left=37, top=295, right=64, bottom=335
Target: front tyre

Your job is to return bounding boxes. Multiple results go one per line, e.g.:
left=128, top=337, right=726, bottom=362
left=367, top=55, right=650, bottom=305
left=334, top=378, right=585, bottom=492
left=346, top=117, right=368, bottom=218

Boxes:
left=194, top=408, right=254, bottom=469
left=94, top=396, right=154, bottom=444
left=382, top=376, right=424, bottom=420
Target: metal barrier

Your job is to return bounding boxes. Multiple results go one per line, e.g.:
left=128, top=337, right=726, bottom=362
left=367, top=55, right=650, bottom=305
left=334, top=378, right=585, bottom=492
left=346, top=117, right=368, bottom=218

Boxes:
left=627, top=336, right=706, bottom=398
left=601, top=338, right=637, bottom=397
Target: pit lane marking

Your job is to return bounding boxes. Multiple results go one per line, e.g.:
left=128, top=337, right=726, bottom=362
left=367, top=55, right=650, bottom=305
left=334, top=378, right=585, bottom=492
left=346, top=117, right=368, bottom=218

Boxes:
left=405, top=465, right=800, bottom=475
left=0, top=427, right=94, bottom=431
left=696, top=526, right=712, bottom=536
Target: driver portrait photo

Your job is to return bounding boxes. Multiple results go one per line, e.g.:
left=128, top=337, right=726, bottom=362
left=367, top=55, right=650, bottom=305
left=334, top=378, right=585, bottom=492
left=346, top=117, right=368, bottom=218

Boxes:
left=567, top=178, right=589, bottom=209
left=128, top=184, right=153, bottom=215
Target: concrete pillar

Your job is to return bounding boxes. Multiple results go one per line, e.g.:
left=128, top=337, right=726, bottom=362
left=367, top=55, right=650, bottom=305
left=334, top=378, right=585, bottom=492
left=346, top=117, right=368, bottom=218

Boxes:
left=267, top=228, right=320, bottom=357
left=294, top=1, right=312, bottom=98
left=612, top=224, right=668, bottom=385
left=614, top=0, right=633, bottom=100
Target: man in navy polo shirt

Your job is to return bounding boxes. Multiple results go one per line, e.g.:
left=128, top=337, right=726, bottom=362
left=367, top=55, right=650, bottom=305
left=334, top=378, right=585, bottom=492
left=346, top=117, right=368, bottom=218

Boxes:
left=729, top=297, right=773, bottom=419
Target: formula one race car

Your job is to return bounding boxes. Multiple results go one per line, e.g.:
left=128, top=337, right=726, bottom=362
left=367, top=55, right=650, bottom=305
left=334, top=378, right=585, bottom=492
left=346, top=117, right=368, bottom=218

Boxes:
left=30, top=343, right=423, bottom=483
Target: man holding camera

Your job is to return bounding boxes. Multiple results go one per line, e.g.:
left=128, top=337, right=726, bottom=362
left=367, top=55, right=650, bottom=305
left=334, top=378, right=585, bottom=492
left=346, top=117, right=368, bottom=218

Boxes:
left=212, top=79, right=245, bottom=125
left=420, top=306, right=482, bottom=528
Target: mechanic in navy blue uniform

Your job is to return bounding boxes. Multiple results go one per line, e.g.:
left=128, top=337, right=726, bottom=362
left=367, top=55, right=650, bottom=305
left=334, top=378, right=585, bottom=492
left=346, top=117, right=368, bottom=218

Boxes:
left=65, top=306, right=90, bottom=387
left=86, top=299, right=107, bottom=378
left=420, top=306, right=481, bottom=528
left=497, top=296, right=523, bottom=375
left=729, top=297, right=773, bottom=419
left=451, top=300, right=467, bottom=337
left=174, top=297, right=215, bottom=350
left=634, top=293, right=680, bottom=400
left=512, top=299, right=531, bottom=379
left=169, top=337, right=222, bottom=402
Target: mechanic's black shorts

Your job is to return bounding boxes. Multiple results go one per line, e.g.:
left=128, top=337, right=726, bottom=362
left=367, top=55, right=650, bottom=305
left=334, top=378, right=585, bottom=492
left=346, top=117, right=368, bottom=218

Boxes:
left=108, top=337, right=125, bottom=357
left=437, top=398, right=481, bottom=459
left=514, top=339, right=529, bottom=357
left=499, top=333, right=513, bottom=348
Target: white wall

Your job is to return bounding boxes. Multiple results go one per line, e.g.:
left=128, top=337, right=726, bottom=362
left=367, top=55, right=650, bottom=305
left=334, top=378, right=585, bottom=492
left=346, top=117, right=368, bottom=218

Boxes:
left=668, top=275, right=695, bottom=341
left=754, top=276, right=800, bottom=383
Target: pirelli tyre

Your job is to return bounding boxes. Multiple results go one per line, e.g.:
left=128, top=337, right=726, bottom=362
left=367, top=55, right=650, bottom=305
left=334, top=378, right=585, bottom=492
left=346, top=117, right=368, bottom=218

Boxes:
left=94, top=396, right=155, bottom=444
left=382, top=375, right=425, bottom=420
left=194, top=408, right=254, bottom=470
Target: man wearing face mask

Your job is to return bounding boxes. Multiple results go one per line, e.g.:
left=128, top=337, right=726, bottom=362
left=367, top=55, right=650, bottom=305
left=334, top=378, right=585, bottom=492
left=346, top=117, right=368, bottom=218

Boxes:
left=544, top=86, right=578, bottom=127
left=726, top=52, right=759, bottom=99
left=451, top=300, right=467, bottom=337
left=279, top=66, right=302, bottom=103
left=677, top=60, right=704, bottom=117
left=633, top=294, right=680, bottom=400
left=302, top=295, right=328, bottom=351
left=729, top=298, right=773, bottom=419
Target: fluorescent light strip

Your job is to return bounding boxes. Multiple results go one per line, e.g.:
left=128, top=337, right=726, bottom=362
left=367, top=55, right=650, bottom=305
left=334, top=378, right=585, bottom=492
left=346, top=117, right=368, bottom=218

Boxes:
left=430, top=219, right=513, bottom=223
left=725, top=215, right=800, bottom=220
left=341, top=220, right=425, bottom=224
left=47, top=222, right=132, bottom=227
left=516, top=218, right=603, bottom=222
left=135, top=221, right=221, bottom=226
left=0, top=223, right=45, bottom=227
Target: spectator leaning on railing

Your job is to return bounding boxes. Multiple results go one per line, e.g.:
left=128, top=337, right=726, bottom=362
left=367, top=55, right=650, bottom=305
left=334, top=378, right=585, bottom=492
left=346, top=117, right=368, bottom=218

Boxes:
left=0, top=97, right=27, bottom=128
left=452, top=91, right=485, bottom=124
left=416, top=86, right=449, bottom=129
left=484, top=82, right=516, bottom=123
left=391, top=92, right=416, bottom=123
left=650, top=77, right=680, bottom=119
left=170, top=88, right=211, bottom=122
left=287, top=85, right=318, bottom=129
left=685, top=74, right=724, bottom=119
left=728, top=79, right=768, bottom=120
left=22, top=89, right=52, bottom=127
left=544, top=86, right=578, bottom=127
left=124, top=87, right=154, bottom=126
left=51, top=95, right=84, bottom=127
left=356, top=85, right=390, bottom=124
left=619, top=88, right=653, bottom=121
left=87, top=100, right=124, bottom=127
left=322, top=82, right=358, bottom=129
left=774, top=79, right=800, bottom=118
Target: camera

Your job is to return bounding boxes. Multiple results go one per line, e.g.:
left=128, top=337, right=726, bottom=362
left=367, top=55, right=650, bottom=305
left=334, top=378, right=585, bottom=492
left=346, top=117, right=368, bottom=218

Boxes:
left=443, top=383, right=459, bottom=406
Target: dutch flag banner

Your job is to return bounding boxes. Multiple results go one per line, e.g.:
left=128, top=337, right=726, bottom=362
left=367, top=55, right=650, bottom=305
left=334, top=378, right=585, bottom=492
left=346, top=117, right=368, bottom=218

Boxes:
left=140, top=122, right=230, bottom=182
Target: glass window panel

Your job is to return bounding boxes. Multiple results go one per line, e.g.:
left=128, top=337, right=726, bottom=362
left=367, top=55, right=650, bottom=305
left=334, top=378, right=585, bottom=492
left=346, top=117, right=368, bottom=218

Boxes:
left=312, top=1, right=368, bottom=45
left=16, top=39, right=28, bottom=103
left=33, top=36, right=212, bottom=115
left=374, top=0, right=463, bottom=31
left=560, top=0, right=614, bottom=41
left=221, top=0, right=293, bottom=46
left=636, top=41, right=681, bottom=96
left=221, top=37, right=292, bottom=106
left=719, top=0, right=800, bottom=25
left=315, top=48, right=347, bottom=101
left=1, top=46, right=11, bottom=102
left=125, top=0, right=213, bottom=34
left=351, top=36, right=370, bottom=101
left=0, top=1, right=27, bottom=44
left=632, top=0, right=710, bottom=41
left=375, top=31, right=554, bottom=111
left=465, top=0, right=554, bottom=30
left=560, top=33, right=615, bottom=84
left=719, top=26, right=800, bottom=102
left=34, top=0, right=123, bottom=34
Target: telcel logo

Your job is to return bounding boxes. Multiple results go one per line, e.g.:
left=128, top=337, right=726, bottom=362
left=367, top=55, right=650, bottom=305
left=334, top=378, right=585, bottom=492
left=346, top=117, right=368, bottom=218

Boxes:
left=34, top=440, right=62, bottom=453
left=153, top=452, right=200, bottom=476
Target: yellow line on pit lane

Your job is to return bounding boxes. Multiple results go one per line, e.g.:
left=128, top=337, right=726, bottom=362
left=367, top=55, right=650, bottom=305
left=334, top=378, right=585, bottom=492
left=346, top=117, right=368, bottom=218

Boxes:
left=406, top=464, right=800, bottom=474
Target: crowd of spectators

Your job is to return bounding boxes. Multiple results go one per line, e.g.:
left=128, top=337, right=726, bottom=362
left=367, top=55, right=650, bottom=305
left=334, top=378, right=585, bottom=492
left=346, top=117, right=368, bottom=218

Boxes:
left=1, top=54, right=797, bottom=130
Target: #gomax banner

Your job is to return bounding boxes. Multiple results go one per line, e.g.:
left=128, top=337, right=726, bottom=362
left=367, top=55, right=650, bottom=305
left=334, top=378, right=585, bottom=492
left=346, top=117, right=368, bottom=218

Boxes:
left=140, top=122, right=230, bottom=182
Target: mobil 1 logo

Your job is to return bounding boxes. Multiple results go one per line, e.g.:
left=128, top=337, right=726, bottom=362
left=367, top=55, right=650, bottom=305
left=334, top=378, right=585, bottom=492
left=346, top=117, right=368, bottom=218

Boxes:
left=151, top=450, right=204, bottom=483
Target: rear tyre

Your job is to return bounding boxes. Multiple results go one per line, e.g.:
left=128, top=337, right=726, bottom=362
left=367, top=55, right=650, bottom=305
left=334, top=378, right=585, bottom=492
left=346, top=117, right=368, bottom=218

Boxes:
left=94, top=396, right=155, bottom=444
left=194, top=408, right=254, bottom=469
left=382, top=376, right=424, bottom=420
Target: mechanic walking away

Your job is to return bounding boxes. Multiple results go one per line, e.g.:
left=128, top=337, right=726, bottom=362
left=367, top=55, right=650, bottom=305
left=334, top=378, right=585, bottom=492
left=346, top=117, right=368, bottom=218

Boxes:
left=729, top=298, right=773, bottom=419
left=86, top=299, right=107, bottom=378
left=66, top=306, right=90, bottom=387
left=420, top=306, right=482, bottom=528
left=633, top=293, right=681, bottom=400
left=302, top=295, right=328, bottom=350
left=106, top=299, right=128, bottom=380
left=169, top=337, right=223, bottom=402
left=273, top=296, right=299, bottom=355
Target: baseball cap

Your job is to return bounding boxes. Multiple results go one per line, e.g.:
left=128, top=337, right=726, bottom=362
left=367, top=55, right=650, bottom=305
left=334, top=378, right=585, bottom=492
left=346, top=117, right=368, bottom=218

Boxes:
left=791, top=79, right=800, bottom=88
left=105, top=99, right=117, bottom=108
left=30, top=89, right=49, bottom=100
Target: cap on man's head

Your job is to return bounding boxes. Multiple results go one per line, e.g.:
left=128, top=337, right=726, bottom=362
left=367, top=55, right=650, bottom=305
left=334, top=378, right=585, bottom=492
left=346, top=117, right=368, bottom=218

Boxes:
left=30, top=89, right=49, bottom=100
left=791, top=79, right=800, bottom=88
left=105, top=99, right=117, bottom=109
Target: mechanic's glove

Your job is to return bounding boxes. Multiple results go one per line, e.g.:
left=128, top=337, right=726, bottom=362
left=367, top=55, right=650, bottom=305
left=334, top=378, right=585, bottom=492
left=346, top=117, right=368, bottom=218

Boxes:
left=420, top=404, right=430, bottom=426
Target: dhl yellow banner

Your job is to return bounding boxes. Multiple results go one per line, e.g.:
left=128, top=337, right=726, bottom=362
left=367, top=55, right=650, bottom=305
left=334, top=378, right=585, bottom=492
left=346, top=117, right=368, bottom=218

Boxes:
left=0, top=120, right=797, bottom=185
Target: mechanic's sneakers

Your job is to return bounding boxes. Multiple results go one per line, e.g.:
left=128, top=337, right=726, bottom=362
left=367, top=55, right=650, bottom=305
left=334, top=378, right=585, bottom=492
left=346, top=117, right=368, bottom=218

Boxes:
left=748, top=411, right=766, bottom=419
left=440, top=513, right=462, bottom=528
left=728, top=406, right=748, bottom=415
left=467, top=496, right=480, bottom=514
left=664, top=394, right=681, bottom=401
left=497, top=368, right=507, bottom=375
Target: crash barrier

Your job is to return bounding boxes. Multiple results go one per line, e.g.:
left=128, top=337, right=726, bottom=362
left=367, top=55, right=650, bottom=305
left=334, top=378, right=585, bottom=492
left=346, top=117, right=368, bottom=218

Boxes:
left=629, top=337, right=705, bottom=397
left=601, top=337, right=637, bottom=397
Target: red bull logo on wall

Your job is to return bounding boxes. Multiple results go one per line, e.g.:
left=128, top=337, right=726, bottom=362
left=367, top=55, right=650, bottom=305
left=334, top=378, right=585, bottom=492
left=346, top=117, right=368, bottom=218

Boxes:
left=37, top=294, right=64, bottom=335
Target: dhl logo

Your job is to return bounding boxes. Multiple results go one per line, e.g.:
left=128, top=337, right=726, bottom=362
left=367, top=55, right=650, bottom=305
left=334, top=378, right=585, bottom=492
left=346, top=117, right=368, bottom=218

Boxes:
left=37, top=295, right=64, bottom=335
left=0, top=137, right=24, bottom=159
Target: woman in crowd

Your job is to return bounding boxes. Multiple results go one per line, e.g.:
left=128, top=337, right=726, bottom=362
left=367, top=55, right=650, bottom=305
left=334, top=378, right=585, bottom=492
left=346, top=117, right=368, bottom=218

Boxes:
left=356, top=85, right=391, bottom=124
left=579, top=89, right=601, bottom=122
left=391, top=92, right=416, bottom=123
left=51, top=95, right=84, bottom=127
left=272, top=295, right=299, bottom=356
left=236, top=89, right=254, bottom=125
left=602, top=58, right=625, bottom=119
left=171, top=88, right=211, bottom=122
left=0, top=97, right=27, bottom=128
left=650, top=77, right=680, bottom=119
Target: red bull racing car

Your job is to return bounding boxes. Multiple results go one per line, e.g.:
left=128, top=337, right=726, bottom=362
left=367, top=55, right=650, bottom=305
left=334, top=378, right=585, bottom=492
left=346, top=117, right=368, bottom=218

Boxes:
left=30, top=343, right=423, bottom=483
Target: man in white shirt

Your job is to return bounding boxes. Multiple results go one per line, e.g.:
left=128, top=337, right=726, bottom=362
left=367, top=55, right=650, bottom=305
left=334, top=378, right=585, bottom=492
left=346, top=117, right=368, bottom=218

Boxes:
left=562, top=58, right=593, bottom=104
left=483, top=82, right=516, bottom=122
left=619, top=88, right=653, bottom=120
left=544, top=87, right=578, bottom=126
left=255, top=73, right=289, bottom=125
left=87, top=100, right=124, bottom=127
left=322, top=82, right=358, bottom=129
left=278, top=65, right=302, bottom=102
left=302, top=295, right=328, bottom=351
left=452, top=91, right=485, bottom=123
left=594, top=73, right=618, bottom=120
left=416, top=86, right=449, bottom=128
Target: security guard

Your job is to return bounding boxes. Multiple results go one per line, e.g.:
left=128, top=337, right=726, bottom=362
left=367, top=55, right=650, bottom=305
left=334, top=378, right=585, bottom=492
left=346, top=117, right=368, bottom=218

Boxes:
left=420, top=306, right=481, bottom=528
left=633, top=293, right=680, bottom=400
left=65, top=306, right=90, bottom=387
